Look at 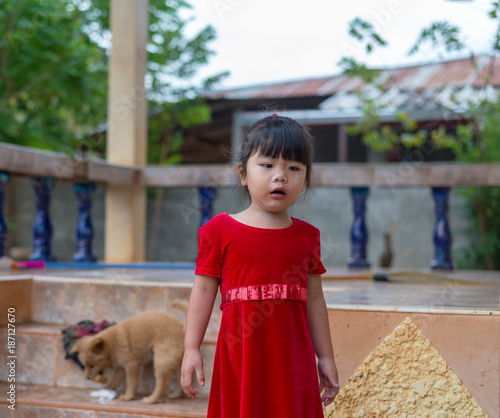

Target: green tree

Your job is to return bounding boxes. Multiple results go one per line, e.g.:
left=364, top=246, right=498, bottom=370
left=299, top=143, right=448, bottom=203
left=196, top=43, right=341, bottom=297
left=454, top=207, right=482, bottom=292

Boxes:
left=0, top=1, right=107, bottom=152
left=0, top=0, right=227, bottom=162
left=340, top=0, right=500, bottom=269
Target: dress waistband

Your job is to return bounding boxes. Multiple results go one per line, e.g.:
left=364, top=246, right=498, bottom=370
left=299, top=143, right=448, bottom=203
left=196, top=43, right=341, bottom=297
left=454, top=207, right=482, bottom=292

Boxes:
left=220, top=284, right=308, bottom=309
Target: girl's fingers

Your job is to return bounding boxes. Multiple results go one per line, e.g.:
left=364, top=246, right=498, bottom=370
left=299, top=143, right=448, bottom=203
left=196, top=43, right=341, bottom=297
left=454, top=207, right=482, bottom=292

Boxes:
left=195, top=366, right=205, bottom=386
left=321, top=387, right=337, bottom=406
left=319, top=373, right=340, bottom=406
left=181, top=371, right=199, bottom=398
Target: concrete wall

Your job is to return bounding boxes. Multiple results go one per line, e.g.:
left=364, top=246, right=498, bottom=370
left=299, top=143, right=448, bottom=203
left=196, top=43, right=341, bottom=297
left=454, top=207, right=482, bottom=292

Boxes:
left=6, top=177, right=474, bottom=269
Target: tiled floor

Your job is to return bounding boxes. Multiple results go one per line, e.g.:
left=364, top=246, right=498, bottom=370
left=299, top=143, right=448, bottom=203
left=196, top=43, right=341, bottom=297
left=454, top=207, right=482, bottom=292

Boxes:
left=323, top=275, right=500, bottom=312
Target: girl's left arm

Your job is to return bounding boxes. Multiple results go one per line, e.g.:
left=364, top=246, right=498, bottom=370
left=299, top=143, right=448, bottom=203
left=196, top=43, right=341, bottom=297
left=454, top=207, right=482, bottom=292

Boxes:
left=307, top=274, right=340, bottom=406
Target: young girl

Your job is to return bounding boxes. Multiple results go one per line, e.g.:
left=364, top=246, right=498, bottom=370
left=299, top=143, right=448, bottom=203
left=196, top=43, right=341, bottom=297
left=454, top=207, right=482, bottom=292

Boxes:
left=180, top=114, right=339, bottom=417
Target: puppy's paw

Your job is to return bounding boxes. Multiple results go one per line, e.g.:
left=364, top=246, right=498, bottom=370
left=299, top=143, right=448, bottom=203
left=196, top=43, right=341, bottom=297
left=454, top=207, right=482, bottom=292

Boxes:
left=141, top=395, right=160, bottom=404
left=118, top=393, right=135, bottom=401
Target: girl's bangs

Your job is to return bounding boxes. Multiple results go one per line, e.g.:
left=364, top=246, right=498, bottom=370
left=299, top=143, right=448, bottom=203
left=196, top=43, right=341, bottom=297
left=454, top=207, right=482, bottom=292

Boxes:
left=254, top=125, right=309, bottom=165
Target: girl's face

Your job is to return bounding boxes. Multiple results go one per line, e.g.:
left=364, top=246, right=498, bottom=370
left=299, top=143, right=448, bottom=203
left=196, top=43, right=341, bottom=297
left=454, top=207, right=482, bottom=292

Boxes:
left=238, top=151, right=307, bottom=215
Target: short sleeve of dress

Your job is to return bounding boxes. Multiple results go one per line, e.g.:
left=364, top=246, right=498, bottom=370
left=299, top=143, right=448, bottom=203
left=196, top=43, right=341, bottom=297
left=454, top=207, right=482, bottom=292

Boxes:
left=309, top=229, right=327, bottom=275
left=195, top=228, right=222, bottom=279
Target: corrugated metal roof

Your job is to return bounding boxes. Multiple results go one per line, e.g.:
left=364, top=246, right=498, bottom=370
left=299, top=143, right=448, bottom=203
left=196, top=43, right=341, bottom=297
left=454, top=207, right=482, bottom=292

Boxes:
left=210, top=56, right=500, bottom=122
left=209, top=56, right=500, bottom=100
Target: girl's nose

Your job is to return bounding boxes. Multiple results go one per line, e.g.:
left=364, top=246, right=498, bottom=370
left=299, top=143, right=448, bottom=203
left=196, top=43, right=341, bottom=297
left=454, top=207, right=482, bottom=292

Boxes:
left=273, top=170, right=286, bottom=182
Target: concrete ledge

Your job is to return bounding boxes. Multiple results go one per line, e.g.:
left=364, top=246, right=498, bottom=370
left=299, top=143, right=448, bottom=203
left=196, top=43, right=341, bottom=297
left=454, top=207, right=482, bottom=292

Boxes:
left=3, top=142, right=500, bottom=187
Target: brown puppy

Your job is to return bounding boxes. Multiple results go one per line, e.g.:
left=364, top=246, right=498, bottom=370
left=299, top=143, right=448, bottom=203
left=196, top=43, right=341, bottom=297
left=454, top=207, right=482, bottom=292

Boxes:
left=70, top=309, right=185, bottom=403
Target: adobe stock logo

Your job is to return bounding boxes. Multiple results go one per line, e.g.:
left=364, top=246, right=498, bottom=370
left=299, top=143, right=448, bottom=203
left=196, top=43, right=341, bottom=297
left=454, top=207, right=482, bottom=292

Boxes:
left=212, top=0, right=244, bottom=21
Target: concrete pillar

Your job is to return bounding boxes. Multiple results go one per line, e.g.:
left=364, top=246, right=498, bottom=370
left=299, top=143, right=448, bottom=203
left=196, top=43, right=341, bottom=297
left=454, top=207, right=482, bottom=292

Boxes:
left=105, top=0, right=149, bottom=262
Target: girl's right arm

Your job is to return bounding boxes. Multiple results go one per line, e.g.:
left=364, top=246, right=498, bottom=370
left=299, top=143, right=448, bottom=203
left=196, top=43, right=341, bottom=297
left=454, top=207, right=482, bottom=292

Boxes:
left=180, top=274, right=219, bottom=398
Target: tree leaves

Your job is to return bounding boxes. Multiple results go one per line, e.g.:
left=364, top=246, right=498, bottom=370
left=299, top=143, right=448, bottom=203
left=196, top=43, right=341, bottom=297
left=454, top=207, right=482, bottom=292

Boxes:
left=338, top=57, right=380, bottom=83
left=1, top=0, right=227, bottom=160
left=341, top=5, right=500, bottom=269
left=346, top=17, right=387, bottom=55
left=0, top=0, right=107, bottom=150
left=408, top=21, right=466, bottom=55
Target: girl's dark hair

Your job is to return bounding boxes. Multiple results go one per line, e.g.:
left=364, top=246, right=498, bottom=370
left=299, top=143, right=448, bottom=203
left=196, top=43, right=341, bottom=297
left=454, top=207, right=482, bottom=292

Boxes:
left=237, top=114, right=315, bottom=197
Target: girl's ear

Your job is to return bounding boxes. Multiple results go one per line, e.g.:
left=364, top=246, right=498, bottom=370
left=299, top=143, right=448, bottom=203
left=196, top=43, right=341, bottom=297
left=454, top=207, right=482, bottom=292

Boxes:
left=237, top=163, right=247, bottom=186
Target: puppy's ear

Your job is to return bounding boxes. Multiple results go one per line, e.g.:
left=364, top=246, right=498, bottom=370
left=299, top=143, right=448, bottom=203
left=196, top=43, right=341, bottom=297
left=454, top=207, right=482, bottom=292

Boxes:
left=90, top=337, right=105, bottom=354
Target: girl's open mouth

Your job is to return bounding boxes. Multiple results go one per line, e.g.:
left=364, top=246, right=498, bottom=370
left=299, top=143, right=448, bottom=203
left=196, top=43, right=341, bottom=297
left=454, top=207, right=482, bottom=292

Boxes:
left=271, top=188, right=286, bottom=197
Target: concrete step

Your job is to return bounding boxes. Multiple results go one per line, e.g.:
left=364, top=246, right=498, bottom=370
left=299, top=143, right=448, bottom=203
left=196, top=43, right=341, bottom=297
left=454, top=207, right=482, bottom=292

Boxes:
left=0, top=272, right=220, bottom=397
left=1, top=273, right=222, bottom=329
left=30, top=275, right=221, bottom=327
left=0, top=321, right=215, bottom=397
left=0, top=382, right=208, bottom=417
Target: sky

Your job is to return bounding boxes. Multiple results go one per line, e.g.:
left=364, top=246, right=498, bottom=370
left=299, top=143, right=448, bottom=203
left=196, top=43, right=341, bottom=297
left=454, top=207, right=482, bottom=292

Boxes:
left=183, top=0, right=498, bottom=90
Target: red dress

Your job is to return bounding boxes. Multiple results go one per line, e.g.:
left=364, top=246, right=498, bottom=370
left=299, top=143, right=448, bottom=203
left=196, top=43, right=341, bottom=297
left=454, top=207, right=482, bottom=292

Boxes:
left=195, top=213, right=327, bottom=418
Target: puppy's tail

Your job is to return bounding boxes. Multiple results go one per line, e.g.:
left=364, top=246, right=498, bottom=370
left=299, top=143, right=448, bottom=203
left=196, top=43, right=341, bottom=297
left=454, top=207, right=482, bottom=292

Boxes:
left=171, top=299, right=188, bottom=315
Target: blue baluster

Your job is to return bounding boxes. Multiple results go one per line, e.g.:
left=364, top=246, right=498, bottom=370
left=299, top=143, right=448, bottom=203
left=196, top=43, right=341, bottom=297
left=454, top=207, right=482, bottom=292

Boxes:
left=29, top=177, right=56, bottom=261
left=73, top=183, right=97, bottom=262
left=198, top=187, right=217, bottom=228
left=431, top=187, right=453, bottom=270
left=347, top=187, right=370, bottom=268
left=0, top=172, right=9, bottom=258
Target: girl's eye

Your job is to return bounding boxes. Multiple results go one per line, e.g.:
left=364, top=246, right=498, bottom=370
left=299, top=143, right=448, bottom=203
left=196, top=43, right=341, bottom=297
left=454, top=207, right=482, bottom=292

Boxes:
left=289, top=166, right=300, bottom=171
left=261, top=164, right=273, bottom=168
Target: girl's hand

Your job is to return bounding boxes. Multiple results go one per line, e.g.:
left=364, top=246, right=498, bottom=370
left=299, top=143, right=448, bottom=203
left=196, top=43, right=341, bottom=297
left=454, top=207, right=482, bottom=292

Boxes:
left=317, top=357, right=340, bottom=406
left=180, top=349, right=205, bottom=398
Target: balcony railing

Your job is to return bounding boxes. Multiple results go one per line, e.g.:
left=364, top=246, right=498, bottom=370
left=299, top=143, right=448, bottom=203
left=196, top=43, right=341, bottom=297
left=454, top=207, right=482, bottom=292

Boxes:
left=2, top=141, right=500, bottom=269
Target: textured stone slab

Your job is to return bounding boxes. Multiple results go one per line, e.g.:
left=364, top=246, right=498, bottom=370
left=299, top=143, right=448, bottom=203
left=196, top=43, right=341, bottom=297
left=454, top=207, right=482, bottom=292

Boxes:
left=326, top=310, right=499, bottom=417
left=326, top=317, right=488, bottom=417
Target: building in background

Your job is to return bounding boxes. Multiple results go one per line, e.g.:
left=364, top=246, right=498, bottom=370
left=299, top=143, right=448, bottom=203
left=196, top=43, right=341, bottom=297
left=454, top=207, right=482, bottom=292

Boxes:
left=181, top=55, right=499, bottom=165
left=6, top=56, right=500, bottom=268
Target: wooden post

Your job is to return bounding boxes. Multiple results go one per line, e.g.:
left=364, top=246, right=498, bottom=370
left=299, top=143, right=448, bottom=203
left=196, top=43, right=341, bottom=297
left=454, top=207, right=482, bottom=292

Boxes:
left=105, top=0, right=149, bottom=262
left=0, top=172, right=8, bottom=258
left=231, top=108, right=244, bottom=163
left=337, top=124, right=348, bottom=163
